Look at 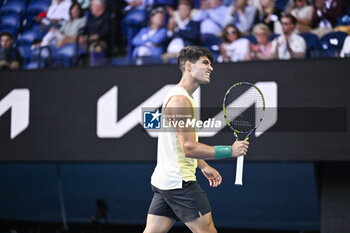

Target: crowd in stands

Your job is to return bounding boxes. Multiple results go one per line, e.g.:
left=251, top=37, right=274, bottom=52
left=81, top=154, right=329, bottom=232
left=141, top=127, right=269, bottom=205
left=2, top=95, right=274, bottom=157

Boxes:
left=0, top=0, right=350, bottom=70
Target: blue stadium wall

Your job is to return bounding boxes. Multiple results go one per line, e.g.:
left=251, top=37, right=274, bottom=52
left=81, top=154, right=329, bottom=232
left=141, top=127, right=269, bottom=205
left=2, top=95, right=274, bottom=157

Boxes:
left=0, top=162, right=319, bottom=230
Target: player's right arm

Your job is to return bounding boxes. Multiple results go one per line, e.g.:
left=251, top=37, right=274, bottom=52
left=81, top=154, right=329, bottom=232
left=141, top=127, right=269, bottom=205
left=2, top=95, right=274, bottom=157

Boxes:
left=165, top=95, right=249, bottom=160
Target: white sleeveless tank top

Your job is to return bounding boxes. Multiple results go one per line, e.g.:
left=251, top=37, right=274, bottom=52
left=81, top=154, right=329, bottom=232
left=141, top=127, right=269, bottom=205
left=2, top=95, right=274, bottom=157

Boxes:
left=151, top=85, right=198, bottom=190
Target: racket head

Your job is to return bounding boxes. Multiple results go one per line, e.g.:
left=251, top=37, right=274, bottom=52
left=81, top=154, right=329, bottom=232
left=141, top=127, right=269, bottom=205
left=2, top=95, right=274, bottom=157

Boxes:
left=223, top=82, right=265, bottom=138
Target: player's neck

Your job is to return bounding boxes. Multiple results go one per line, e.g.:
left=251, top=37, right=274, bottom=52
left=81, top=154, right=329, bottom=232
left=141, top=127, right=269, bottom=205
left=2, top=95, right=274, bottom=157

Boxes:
left=178, top=76, right=199, bottom=96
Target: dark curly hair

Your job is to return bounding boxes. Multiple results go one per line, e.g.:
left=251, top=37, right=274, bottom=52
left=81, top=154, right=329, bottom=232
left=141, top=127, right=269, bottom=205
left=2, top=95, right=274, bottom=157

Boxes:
left=177, top=46, right=213, bottom=73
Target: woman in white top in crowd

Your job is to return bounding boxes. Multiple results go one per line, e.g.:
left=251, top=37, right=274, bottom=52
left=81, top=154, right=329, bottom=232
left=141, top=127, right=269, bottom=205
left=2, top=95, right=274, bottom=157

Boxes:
left=217, top=24, right=249, bottom=62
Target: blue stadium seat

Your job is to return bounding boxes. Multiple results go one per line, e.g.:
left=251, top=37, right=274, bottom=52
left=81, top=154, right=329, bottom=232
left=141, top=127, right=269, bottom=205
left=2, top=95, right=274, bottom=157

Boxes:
left=0, top=13, right=21, bottom=28
left=194, top=0, right=200, bottom=8
left=269, top=33, right=279, bottom=41
left=30, top=0, right=51, bottom=3
left=90, top=51, right=106, bottom=67
left=0, top=1, right=26, bottom=15
left=24, top=61, right=41, bottom=69
left=5, top=0, right=30, bottom=6
left=274, top=0, right=288, bottom=11
left=200, top=35, right=221, bottom=62
left=243, top=34, right=258, bottom=44
left=22, top=13, right=40, bottom=30
left=30, top=45, right=56, bottom=68
left=18, top=45, right=54, bottom=70
left=319, top=31, right=348, bottom=57
left=52, top=43, right=83, bottom=68
left=17, top=45, right=31, bottom=67
left=0, top=25, right=18, bottom=38
left=153, top=0, right=176, bottom=6
left=201, top=34, right=221, bottom=47
left=134, top=56, right=162, bottom=65
left=16, top=29, right=43, bottom=46
left=109, top=56, right=131, bottom=66
left=337, top=12, right=350, bottom=26
left=299, top=32, right=321, bottom=58
left=22, top=0, right=50, bottom=29
left=25, top=0, right=50, bottom=15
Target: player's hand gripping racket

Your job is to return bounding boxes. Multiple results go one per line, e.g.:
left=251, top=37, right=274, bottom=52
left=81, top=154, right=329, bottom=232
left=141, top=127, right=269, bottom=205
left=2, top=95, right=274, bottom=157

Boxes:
left=223, top=82, right=265, bottom=185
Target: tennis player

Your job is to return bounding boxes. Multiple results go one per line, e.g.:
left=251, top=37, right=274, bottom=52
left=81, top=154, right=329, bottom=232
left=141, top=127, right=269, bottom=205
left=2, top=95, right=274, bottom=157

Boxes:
left=144, top=46, right=249, bottom=233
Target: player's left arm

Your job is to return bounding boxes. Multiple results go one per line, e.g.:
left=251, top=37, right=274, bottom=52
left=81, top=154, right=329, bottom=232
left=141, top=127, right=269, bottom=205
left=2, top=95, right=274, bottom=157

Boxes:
left=198, top=159, right=222, bottom=187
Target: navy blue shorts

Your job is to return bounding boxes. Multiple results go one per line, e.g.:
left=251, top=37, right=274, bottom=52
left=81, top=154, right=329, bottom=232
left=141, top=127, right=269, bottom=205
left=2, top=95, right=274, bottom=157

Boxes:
left=148, top=181, right=211, bottom=223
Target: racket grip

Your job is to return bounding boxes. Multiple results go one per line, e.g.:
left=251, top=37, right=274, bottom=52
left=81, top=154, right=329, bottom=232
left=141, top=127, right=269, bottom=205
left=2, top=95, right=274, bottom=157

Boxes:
left=234, top=155, right=244, bottom=185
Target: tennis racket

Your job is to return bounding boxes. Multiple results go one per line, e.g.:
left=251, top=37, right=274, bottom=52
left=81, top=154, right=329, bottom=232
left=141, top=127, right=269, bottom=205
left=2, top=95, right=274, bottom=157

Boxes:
left=223, top=82, right=265, bottom=185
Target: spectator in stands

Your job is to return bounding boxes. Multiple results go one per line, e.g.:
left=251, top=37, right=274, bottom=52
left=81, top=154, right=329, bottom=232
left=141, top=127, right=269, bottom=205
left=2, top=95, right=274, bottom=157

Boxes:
left=311, top=0, right=345, bottom=37
left=287, top=0, right=314, bottom=33
left=192, top=0, right=227, bottom=43
left=162, top=0, right=200, bottom=63
left=217, top=24, right=249, bottom=62
left=81, top=0, right=110, bottom=53
left=41, top=2, right=86, bottom=48
left=123, top=0, right=148, bottom=26
left=35, top=0, right=72, bottom=28
left=0, top=32, right=22, bottom=70
left=224, top=0, right=257, bottom=34
left=335, top=7, right=350, bottom=34
left=270, top=14, right=306, bottom=59
left=340, top=35, right=350, bottom=57
left=131, top=7, right=167, bottom=61
left=254, top=0, right=282, bottom=32
left=245, top=23, right=273, bottom=60
left=165, top=0, right=199, bottom=25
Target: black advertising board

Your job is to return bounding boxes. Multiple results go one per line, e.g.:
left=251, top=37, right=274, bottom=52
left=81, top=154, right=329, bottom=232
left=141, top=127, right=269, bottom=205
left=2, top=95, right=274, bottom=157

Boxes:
left=1, top=59, right=349, bottom=161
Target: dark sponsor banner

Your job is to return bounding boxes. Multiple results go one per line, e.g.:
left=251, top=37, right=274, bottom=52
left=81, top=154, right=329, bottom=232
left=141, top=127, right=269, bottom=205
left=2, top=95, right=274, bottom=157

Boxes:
left=1, top=59, right=350, bottom=161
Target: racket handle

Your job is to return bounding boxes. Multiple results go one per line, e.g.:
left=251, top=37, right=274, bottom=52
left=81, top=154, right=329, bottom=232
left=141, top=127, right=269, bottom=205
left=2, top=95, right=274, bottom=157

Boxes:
left=234, top=155, right=244, bottom=185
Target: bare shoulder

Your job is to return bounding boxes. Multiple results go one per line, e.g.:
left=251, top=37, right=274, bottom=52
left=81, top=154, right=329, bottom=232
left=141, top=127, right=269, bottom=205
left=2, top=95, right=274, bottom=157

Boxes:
left=166, top=95, right=192, bottom=108
left=165, top=95, right=193, bottom=117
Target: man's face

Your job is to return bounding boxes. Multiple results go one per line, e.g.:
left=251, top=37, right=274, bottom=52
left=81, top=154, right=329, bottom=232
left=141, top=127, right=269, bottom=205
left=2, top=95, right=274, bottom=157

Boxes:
left=150, top=12, right=164, bottom=28
left=281, top=17, right=294, bottom=35
left=208, top=0, right=221, bottom=8
left=189, top=56, right=213, bottom=84
left=260, top=0, right=271, bottom=8
left=90, top=1, right=103, bottom=16
left=236, top=0, right=248, bottom=7
left=178, top=4, right=191, bottom=20
left=0, top=35, right=13, bottom=50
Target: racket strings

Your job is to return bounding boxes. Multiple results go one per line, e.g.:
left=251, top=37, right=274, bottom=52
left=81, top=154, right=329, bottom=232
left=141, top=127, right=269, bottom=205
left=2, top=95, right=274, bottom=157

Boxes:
left=224, top=84, right=264, bottom=133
